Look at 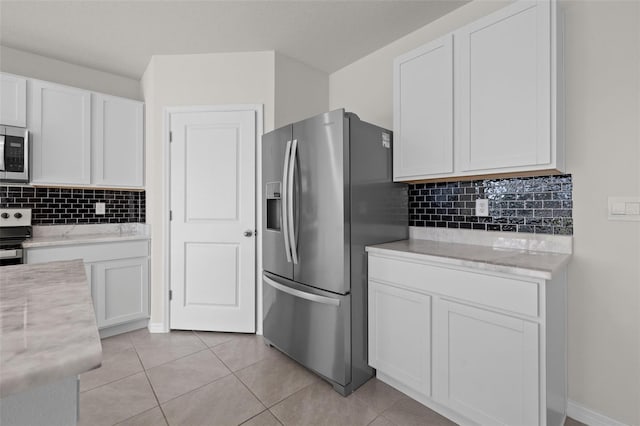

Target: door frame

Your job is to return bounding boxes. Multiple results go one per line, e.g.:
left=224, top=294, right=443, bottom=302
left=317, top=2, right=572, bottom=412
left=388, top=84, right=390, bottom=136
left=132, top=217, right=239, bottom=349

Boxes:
left=161, top=104, right=264, bottom=334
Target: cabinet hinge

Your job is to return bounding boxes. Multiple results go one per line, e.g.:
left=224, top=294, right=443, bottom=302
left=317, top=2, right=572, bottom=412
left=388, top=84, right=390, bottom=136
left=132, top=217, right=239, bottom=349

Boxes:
left=169, top=290, right=173, bottom=301
left=169, top=131, right=173, bottom=142
left=170, top=210, right=173, bottom=221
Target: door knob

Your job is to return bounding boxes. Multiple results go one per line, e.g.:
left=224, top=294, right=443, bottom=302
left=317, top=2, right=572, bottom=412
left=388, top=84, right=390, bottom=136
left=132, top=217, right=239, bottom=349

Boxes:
left=243, top=230, right=254, bottom=237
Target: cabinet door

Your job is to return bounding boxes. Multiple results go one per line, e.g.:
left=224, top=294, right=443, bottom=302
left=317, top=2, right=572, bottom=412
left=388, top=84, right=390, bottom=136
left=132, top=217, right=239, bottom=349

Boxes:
left=434, top=300, right=539, bottom=426
left=93, top=257, right=149, bottom=328
left=456, top=1, right=552, bottom=172
left=393, top=34, right=453, bottom=181
left=369, top=281, right=431, bottom=397
left=92, top=94, right=144, bottom=187
left=0, top=74, right=26, bottom=127
left=29, top=80, right=91, bottom=185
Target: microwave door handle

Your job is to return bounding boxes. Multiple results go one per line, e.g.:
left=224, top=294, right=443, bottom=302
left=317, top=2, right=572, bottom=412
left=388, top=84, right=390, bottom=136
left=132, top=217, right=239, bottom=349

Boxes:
left=287, top=139, right=299, bottom=265
left=282, top=140, right=292, bottom=263
left=0, top=135, right=5, bottom=171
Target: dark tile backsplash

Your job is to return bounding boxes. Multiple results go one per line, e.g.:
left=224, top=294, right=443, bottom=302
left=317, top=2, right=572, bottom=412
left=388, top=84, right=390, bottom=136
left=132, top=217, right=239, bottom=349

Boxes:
left=0, top=185, right=146, bottom=225
left=409, top=174, right=573, bottom=235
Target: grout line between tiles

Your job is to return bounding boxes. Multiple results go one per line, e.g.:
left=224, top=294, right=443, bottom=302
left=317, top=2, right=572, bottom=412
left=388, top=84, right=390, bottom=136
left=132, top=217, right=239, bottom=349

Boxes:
left=131, top=345, right=170, bottom=426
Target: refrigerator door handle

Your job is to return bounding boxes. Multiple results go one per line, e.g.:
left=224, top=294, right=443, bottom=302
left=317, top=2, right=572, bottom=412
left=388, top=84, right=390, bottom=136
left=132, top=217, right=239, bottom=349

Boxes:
left=282, top=140, right=293, bottom=263
left=263, top=275, right=340, bottom=306
left=288, top=139, right=299, bottom=264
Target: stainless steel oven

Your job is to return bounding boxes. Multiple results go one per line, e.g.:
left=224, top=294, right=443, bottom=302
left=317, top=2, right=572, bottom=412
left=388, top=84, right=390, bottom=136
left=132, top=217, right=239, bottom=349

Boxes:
left=0, top=126, right=29, bottom=183
left=0, top=209, right=32, bottom=266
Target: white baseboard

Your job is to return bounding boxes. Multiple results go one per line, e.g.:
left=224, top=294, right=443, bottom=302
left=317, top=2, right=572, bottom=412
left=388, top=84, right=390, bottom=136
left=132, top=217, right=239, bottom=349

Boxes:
left=566, top=400, right=629, bottom=426
left=147, top=322, right=169, bottom=333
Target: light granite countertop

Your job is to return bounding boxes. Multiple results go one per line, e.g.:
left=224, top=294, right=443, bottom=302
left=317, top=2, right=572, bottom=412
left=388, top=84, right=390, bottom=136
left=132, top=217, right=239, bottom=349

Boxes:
left=366, top=238, right=571, bottom=280
left=22, top=223, right=150, bottom=249
left=0, top=260, right=102, bottom=398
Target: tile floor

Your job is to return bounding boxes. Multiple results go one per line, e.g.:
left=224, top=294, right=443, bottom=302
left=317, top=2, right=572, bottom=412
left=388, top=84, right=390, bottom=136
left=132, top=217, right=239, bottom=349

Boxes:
left=79, top=329, right=585, bottom=426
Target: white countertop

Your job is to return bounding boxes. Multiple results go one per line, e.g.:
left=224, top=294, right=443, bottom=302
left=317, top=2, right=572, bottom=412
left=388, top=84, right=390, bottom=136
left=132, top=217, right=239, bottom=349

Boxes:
left=0, top=260, right=102, bottom=398
left=22, top=223, right=150, bottom=249
left=367, top=238, right=571, bottom=280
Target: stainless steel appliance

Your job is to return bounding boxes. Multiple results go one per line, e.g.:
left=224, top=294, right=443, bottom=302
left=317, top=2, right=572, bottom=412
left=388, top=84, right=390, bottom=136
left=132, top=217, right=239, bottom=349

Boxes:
left=0, top=126, right=29, bottom=183
left=0, top=208, right=32, bottom=266
left=262, top=109, right=408, bottom=395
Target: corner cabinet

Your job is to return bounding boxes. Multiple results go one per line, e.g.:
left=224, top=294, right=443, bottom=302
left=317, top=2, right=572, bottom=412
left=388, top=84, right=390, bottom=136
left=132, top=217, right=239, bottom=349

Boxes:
left=25, top=239, right=150, bottom=337
left=367, top=251, right=567, bottom=426
left=0, top=73, right=27, bottom=127
left=393, top=0, right=563, bottom=182
left=26, top=77, right=144, bottom=188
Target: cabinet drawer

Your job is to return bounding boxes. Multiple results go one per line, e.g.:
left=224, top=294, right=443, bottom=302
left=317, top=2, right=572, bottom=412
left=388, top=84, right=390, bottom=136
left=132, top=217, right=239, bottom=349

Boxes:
left=26, top=240, right=149, bottom=264
left=369, top=254, right=538, bottom=317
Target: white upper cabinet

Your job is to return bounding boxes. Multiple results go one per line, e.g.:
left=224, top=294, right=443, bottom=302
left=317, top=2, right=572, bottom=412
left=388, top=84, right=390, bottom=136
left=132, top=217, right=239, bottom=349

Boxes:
left=393, top=0, right=563, bottom=182
left=92, top=94, right=144, bottom=187
left=456, top=0, right=556, bottom=173
left=393, top=35, right=453, bottom=180
left=0, top=73, right=27, bottom=127
left=27, top=77, right=144, bottom=188
left=29, top=79, right=92, bottom=185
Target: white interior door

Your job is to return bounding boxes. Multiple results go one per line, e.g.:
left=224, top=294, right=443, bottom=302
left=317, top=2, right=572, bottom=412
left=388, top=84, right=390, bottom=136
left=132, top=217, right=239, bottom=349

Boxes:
left=170, top=109, right=256, bottom=332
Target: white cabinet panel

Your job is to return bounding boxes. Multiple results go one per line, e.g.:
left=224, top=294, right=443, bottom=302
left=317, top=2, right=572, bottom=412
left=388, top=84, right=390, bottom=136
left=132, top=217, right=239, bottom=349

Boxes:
left=93, top=257, right=149, bottom=328
left=393, top=35, right=453, bottom=180
left=368, top=281, right=431, bottom=397
left=434, top=300, right=539, bottom=426
left=0, top=73, right=27, bottom=127
left=456, top=1, right=552, bottom=172
left=29, top=80, right=91, bottom=185
left=92, top=94, right=144, bottom=187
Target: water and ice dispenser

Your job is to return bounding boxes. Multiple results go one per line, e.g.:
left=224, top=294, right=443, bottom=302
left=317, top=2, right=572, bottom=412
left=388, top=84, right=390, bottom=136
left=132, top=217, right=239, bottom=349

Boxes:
left=265, top=182, right=282, bottom=231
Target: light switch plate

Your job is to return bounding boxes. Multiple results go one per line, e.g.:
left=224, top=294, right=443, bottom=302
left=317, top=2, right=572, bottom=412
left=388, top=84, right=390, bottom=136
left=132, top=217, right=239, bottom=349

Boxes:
left=608, top=197, right=640, bottom=221
left=95, top=202, right=106, bottom=215
left=475, top=199, right=489, bottom=217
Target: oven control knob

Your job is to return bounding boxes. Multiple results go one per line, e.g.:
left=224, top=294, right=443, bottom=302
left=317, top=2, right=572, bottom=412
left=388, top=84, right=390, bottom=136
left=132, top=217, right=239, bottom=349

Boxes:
left=1, top=213, right=9, bottom=219
left=14, top=212, right=22, bottom=219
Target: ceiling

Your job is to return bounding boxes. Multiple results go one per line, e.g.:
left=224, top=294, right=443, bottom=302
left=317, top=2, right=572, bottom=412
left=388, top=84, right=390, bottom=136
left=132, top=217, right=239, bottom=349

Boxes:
left=0, top=1, right=468, bottom=80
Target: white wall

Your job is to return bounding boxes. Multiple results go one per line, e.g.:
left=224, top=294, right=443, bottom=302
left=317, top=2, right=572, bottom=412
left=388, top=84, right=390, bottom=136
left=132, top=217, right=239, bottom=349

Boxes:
left=0, top=45, right=141, bottom=100
left=275, top=53, right=329, bottom=128
left=329, top=1, right=640, bottom=424
left=142, top=51, right=276, bottom=330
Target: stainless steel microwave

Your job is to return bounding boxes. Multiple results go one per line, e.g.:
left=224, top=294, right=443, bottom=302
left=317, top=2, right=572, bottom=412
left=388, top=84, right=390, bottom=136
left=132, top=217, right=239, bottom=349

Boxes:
left=0, top=126, right=29, bottom=183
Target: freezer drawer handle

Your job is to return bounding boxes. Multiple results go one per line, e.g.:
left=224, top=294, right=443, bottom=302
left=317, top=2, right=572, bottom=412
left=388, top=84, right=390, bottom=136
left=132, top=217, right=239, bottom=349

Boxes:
left=263, top=275, right=340, bottom=307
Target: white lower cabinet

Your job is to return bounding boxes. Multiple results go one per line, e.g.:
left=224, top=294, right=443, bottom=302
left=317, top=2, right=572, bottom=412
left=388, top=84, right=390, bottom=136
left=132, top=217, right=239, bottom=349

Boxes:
left=26, top=240, right=150, bottom=334
left=368, top=282, right=431, bottom=397
left=434, top=300, right=539, bottom=426
left=368, top=252, right=567, bottom=426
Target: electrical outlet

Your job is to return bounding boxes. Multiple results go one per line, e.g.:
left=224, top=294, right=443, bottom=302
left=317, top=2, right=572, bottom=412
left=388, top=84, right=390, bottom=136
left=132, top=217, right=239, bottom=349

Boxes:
left=475, top=198, right=489, bottom=217
left=95, top=202, right=106, bottom=215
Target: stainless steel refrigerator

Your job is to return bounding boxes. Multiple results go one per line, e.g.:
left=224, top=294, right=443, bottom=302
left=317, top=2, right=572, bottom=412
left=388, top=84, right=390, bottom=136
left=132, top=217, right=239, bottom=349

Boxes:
left=262, top=109, right=408, bottom=395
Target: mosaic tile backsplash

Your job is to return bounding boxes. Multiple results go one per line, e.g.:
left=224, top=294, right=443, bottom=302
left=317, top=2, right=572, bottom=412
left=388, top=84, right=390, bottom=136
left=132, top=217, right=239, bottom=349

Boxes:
left=408, top=174, right=573, bottom=235
left=0, top=185, right=146, bottom=225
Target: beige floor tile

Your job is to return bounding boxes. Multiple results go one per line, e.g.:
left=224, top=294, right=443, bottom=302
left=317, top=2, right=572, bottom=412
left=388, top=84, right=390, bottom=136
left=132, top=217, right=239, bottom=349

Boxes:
left=161, top=374, right=265, bottom=426
left=147, top=349, right=231, bottom=403
left=270, top=381, right=378, bottom=426
left=132, top=331, right=206, bottom=369
left=79, top=372, right=157, bottom=426
left=236, top=353, right=319, bottom=407
left=368, top=416, right=396, bottom=426
left=100, top=332, right=135, bottom=357
left=80, top=347, right=143, bottom=392
left=241, top=410, right=283, bottom=426
left=565, top=418, right=587, bottom=426
left=194, top=330, right=239, bottom=348
left=382, top=398, right=456, bottom=426
left=352, top=378, right=406, bottom=415
left=116, top=407, right=168, bottom=426
left=211, top=334, right=280, bottom=371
